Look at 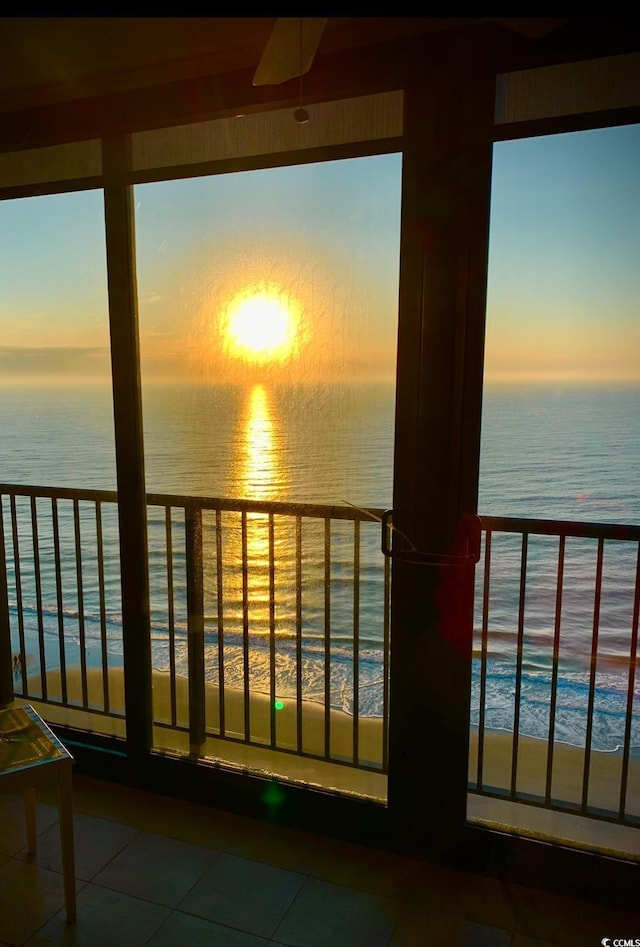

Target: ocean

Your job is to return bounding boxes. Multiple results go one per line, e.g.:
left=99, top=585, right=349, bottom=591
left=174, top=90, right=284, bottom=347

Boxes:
left=1, top=380, right=639, bottom=754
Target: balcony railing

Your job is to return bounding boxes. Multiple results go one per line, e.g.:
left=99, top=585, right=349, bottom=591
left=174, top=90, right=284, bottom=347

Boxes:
left=470, top=515, right=640, bottom=829
left=0, top=483, right=391, bottom=777
left=1, top=483, right=639, bottom=832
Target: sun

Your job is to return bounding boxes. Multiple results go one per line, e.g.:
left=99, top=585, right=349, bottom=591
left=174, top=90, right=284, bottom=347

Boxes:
left=221, top=283, right=301, bottom=364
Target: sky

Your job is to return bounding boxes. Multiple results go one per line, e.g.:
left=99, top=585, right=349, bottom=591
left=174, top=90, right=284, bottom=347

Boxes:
left=0, top=122, right=639, bottom=385
left=486, top=121, right=640, bottom=382
left=134, top=154, right=402, bottom=385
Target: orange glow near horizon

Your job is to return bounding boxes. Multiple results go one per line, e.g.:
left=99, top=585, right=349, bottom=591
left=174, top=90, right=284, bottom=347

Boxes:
left=221, top=283, right=302, bottom=365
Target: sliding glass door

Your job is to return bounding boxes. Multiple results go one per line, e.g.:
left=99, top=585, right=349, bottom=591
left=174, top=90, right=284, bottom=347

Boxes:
left=0, top=189, right=122, bottom=734
left=133, top=154, right=402, bottom=799
left=469, top=123, right=640, bottom=858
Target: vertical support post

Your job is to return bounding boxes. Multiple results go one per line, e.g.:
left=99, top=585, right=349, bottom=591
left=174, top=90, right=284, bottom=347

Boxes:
left=388, top=35, right=494, bottom=849
left=185, top=505, right=206, bottom=753
left=103, top=135, right=153, bottom=758
left=0, top=501, right=13, bottom=707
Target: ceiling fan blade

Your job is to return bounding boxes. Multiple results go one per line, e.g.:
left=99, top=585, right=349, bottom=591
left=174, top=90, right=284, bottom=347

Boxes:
left=253, top=17, right=327, bottom=86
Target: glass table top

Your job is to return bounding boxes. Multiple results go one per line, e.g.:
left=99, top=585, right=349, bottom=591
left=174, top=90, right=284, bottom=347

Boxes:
left=0, top=704, right=72, bottom=774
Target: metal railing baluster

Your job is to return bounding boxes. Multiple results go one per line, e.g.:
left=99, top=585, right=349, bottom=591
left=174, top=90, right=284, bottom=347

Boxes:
left=30, top=496, right=47, bottom=699
left=51, top=499, right=67, bottom=706
left=324, top=516, right=331, bottom=760
left=511, top=531, right=528, bottom=797
left=241, top=510, right=250, bottom=743
left=0, top=498, right=12, bottom=706
left=73, top=499, right=88, bottom=709
left=269, top=512, right=276, bottom=748
left=582, top=538, right=604, bottom=812
left=545, top=533, right=565, bottom=806
left=545, top=536, right=566, bottom=805
left=165, top=506, right=177, bottom=728
left=10, top=495, right=27, bottom=693
left=295, top=515, right=303, bottom=754
left=619, top=541, right=640, bottom=820
left=216, top=508, right=225, bottom=737
left=353, top=519, right=360, bottom=766
left=382, top=547, right=390, bottom=774
left=185, top=504, right=205, bottom=754
left=96, top=501, right=109, bottom=714
left=477, top=529, right=492, bottom=791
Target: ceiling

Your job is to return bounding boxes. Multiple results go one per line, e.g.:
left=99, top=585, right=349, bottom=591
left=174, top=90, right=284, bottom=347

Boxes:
left=0, top=17, right=573, bottom=114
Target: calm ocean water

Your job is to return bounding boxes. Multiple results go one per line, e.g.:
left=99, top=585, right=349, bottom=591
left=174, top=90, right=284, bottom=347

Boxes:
left=1, top=380, right=639, bottom=752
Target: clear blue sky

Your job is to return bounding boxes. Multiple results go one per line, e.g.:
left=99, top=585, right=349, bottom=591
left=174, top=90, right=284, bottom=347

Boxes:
left=486, top=121, right=640, bottom=381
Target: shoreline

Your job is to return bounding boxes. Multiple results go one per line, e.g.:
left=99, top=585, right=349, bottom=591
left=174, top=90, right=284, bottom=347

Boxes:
left=16, top=658, right=639, bottom=756
left=17, top=665, right=638, bottom=804
left=13, top=638, right=639, bottom=756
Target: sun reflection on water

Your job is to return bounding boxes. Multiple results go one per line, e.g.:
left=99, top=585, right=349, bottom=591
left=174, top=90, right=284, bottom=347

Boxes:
left=237, top=384, right=292, bottom=629
left=241, top=383, right=279, bottom=501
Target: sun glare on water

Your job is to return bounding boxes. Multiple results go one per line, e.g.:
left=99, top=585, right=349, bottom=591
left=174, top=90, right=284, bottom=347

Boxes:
left=222, top=283, right=301, bottom=364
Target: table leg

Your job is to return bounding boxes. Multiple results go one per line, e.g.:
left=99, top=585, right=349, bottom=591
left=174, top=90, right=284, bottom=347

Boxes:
left=58, top=763, right=76, bottom=924
left=23, top=787, right=37, bottom=854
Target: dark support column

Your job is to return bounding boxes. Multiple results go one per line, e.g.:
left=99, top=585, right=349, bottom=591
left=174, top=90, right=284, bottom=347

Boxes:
left=103, top=136, right=153, bottom=758
left=388, top=42, right=495, bottom=853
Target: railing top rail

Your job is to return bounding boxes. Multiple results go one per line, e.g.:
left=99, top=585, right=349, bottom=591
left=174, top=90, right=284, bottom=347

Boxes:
left=0, top=483, right=118, bottom=503
left=480, top=514, right=640, bottom=542
left=2, top=486, right=638, bottom=535
left=146, top=493, right=387, bottom=522
left=0, top=483, right=386, bottom=523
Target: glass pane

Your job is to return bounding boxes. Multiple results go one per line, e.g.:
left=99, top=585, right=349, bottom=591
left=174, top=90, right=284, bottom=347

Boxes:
left=469, top=124, right=640, bottom=857
left=136, top=155, right=401, bottom=797
left=0, top=191, right=123, bottom=737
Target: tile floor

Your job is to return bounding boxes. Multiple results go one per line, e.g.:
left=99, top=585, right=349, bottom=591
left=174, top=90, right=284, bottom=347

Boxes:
left=0, top=774, right=638, bottom=946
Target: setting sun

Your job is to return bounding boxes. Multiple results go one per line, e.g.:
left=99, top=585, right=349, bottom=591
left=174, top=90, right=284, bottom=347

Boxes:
left=221, top=283, right=301, bottom=364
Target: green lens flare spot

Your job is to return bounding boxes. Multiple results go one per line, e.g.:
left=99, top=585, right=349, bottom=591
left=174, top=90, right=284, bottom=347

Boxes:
left=275, top=700, right=284, bottom=711
left=262, top=779, right=285, bottom=810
